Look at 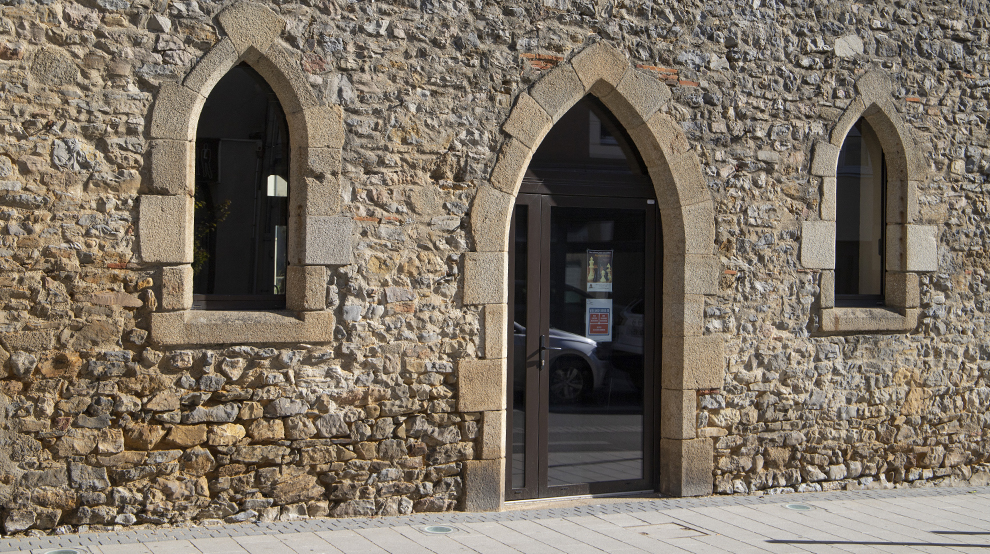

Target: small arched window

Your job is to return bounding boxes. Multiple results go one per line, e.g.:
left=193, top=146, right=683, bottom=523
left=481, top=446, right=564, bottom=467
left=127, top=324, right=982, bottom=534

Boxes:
left=835, top=118, right=885, bottom=307
left=193, top=64, right=289, bottom=310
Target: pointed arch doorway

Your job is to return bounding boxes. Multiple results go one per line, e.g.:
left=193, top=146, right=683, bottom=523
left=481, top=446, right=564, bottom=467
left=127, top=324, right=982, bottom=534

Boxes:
left=507, top=97, right=660, bottom=500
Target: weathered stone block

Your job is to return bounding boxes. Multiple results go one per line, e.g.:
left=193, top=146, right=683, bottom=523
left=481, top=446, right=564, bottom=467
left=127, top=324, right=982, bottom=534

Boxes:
left=820, top=176, right=836, bottom=221
left=809, top=141, right=840, bottom=177
left=286, top=265, right=327, bottom=312
left=182, top=37, right=238, bottom=95
left=648, top=153, right=710, bottom=210
left=570, top=42, right=629, bottom=93
left=661, top=335, right=725, bottom=390
left=300, top=106, right=346, bottom=149
left=801, top=220, right=836, bottom=269
left=463, top=458, right=503, bottom=512
left=502, top=93, right=551, bottom=149
left=248, top=43, right=320, bottom=116
left=855, top=69, right=894, bottom=100
left=163, top=425, right=207, bottom=448
left=629, top=112, right=690, bottom=170
left=216, top=1, right=285, bottom=56
left=457, top=359, right=505, bottom=413
left=885, top=272, right=919, bottom=309
left=661, top=389, right=696, bottom=440
left=470, top=185, right=513, bottom=253
left=905, top=224, right=938, bottom=272
left=148, top=81, right=204, bottom=141
left=663, top=200, right=716, bottom=256
left=147, top=139, right=194, bottom=195
left=160, top=265, right=192, bottom=311
left=663, top=295, right=706, bottom=338
left=820, top=270, right=835, bottom=309
left=482, top=303, right=507, bottom=360
left=819, top=307, right=917, bottom=333
left=663, top=254, right=719, bottom=298
left=659, top=438, right=713, bottom=497
left=296, top=216, right=354, bottom=265
left=529, top=63, right=584, bottom=123
left=139, top=195, right=193, bottom=264
left=603, top=69, right=670, bottom=128
left=463, top=252, right=507, bottom=305
left=479, top=410, right=504, bottom=460
left=489, top=138, right=532, bottom=195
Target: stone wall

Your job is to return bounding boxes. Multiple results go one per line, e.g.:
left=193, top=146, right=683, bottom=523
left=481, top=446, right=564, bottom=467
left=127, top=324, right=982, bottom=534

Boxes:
left=0, top=0, right=987, bottom=536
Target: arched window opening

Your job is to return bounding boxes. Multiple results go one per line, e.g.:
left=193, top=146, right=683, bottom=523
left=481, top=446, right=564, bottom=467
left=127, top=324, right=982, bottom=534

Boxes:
left=835, top=118, right=885, bottom=307
left=193, top=63, right=290, bottom=310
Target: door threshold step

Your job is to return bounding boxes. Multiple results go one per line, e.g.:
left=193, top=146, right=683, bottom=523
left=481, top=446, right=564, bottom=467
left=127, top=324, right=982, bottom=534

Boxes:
left=504, top=490, right=659, bottom=510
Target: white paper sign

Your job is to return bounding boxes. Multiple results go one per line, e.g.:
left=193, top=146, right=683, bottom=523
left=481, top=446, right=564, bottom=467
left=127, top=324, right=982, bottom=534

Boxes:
left=586, top=298, right=613, bottom=341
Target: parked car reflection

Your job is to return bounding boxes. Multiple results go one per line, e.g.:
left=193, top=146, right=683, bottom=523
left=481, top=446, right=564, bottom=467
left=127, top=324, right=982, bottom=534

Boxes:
left=513, top=322, right=609, bottom=404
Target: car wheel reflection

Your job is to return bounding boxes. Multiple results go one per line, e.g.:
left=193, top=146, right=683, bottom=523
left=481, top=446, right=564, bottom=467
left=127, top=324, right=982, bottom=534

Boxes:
left=513, top=322, right=608, bottom=405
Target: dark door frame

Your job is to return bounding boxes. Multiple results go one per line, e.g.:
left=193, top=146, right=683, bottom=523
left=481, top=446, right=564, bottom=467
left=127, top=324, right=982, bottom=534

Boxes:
left=506, top=178, right=661, bottom=501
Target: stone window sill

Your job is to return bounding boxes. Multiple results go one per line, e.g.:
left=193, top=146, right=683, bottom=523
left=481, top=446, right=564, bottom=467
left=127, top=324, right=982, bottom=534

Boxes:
left=150, top=309, right=335, bottom=346
left=819, top=307, right=919, bottom=333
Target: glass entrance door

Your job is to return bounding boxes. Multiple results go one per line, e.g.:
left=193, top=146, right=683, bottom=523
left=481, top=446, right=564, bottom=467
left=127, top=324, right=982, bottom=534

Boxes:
left=508, top=193, right=658, bottom=500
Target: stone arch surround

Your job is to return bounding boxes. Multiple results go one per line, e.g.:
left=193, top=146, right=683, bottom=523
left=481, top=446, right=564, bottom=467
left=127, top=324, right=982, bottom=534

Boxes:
left=459, top=42, right=724, bottom=509
left=801, top=70, right=937, bottom=333
left=139, top=2, right=351, bottom=345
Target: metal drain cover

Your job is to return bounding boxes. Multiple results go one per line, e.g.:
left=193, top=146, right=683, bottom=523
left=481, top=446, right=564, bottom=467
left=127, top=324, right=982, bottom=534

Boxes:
left=784, top=503, right=813, bottom=511
left=422, top=525, right=458, bottom=534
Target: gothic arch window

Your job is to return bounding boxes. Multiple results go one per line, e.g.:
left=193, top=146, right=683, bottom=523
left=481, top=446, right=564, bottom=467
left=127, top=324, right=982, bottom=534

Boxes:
left=835, top=119, right=885, bottom=307
left=140, top=2, right=348, bottom=345
left=801, top=71, right=939, bottom=333
left=193, top=64, right=290, bottom=310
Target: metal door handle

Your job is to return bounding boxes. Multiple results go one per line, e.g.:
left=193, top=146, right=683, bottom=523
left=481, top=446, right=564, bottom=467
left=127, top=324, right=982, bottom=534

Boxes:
left=539, top=335, right=561, bottom=370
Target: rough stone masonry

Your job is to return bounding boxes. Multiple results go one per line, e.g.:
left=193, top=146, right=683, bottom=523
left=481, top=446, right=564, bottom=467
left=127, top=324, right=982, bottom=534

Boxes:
left=0, top=0, right=987, bottom=537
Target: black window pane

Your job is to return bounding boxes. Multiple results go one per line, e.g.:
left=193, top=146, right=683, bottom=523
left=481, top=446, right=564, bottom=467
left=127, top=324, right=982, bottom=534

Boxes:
left=194, top=64, right=289, bottom=306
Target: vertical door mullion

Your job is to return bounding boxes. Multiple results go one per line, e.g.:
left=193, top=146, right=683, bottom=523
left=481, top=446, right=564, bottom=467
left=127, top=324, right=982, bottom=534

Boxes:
left=524, top=195, right=543, bottom=499
left=536, top=195, right=555, bottom=497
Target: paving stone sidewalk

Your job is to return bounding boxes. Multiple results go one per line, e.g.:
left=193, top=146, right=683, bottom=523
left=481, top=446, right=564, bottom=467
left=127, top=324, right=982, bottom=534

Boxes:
left=4, top=485, right=989, bottom=553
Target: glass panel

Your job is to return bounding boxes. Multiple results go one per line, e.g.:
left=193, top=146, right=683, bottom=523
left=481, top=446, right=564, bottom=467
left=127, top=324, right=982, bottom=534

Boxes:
left=511, top=205, right=528, bottom=490
left=835, top=119, right=883, bottom=302
left=546, top=205, right=645, bottom=487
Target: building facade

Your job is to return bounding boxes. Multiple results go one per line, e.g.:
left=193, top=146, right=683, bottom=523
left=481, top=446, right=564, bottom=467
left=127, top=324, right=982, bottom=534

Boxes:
left=0, top=0, right=988, bottom=533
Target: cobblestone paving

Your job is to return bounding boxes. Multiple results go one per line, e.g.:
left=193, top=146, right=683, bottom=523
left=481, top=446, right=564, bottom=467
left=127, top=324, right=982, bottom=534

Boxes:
left=5, top=485, right=990, bottom=553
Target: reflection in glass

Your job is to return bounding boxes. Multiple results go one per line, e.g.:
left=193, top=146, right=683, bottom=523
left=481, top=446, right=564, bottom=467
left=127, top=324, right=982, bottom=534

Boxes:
left=835, top=119, right=884, bottom=305
left=511, top=205, right=527, bottom=490
left=546, top=206, right=645, bottom=487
